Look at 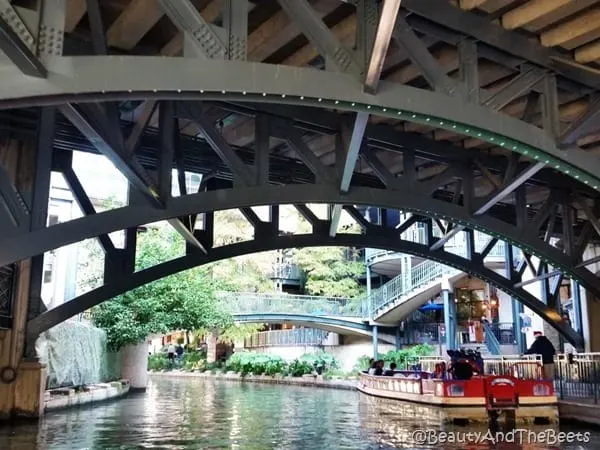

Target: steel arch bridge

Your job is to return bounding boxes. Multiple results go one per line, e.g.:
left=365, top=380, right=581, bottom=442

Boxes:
left=0, top=0, right=599, bottom=352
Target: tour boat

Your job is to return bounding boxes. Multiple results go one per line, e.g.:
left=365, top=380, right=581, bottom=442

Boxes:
left=357, top=357, right=558, bottom=424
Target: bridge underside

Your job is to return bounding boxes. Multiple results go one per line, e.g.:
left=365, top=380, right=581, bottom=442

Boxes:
left=0, top=0, right=598, bottom=358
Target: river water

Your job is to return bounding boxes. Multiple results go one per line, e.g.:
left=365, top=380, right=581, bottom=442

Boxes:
left=0, top=377, right=598, bottom=449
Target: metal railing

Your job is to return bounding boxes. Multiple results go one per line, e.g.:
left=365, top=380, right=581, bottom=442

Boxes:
left=244, top=328, right=330, bottom=348
left=483, top=322, right=502, bottom=355
left=555, top=355, right=600, bottom=403
left=271, top=264, right=302, bottom=281
left=487, top=322, right=516, bottom=345
left=217, top=292, right=364, bottom=317
left=368, top=259, right=460, bottom=315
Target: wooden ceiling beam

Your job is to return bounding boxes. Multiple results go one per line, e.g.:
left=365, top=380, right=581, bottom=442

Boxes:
left=248, top=0, right=339, bottom=62
left=541, top=7, right=600, bottom=49
left=106, top=0, right=164, bottom=50
left=458, top=0, right=487, bottom=10
left=576, top=39, right=600, bottom=64
left=282, top=15, right=357, bottom=67
left=65, top=0, right=87, bottom=32
left=502, top=0, right=571, bottom=30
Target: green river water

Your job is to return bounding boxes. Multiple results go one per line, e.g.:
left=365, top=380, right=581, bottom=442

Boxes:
left=0, top=377, right=598, bottom=449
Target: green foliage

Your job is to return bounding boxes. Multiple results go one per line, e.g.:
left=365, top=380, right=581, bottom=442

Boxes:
left=294, top=247, right=365, bottom=297
left=225, top=351, right=339, bottom=377
left=148, top=354, right=168, bottom=371
left=182, top=351, right=206, bottom=371
left=226, top=352, right=286, bottom=376
left=92, top=227, right=232, bottom=351
left=381, top=344, right=435, bottom=368
left=354, top=355, right=373, bottom=372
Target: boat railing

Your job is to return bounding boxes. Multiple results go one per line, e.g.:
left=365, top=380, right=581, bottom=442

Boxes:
left=555, top=355, right=600, bottom=403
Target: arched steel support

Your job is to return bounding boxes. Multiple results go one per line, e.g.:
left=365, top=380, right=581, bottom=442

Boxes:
left=234, top=314, right=370, bottom=333
left=27, top=232, right=583, bottom=348
left=3, top=184, right=599, bottom=301
left=0, top=57, right=598, bottom=188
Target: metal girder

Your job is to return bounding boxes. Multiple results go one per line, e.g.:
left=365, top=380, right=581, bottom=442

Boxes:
left=58, top=103, right=163, bottom=207
left=475, top=163, right=545, bottom=216
left=560, top=95, right=600, bottom=148
left=458, top=39, right=479, bottom=103
left=576, top=195, right=600, bottom=238
left=255, top=114, right=270, bottom=185
left=85, top=0, right=107, bottom=55
left=360, top=147, right=404, bottom=190
left=364, top=0, right=401, bottom=93
left=157, top=0, right=226, bottom=59
left=184, top=103, right=256, bottom=186
left=5, top=183, right=597, bottom=302
left=158, top=100, right=176, bottom=200
left=275, top=0, right=362, bottom=76
left=223, top=0, right=248, bottom=61
left=541, top=74, right=560, bottom=139
left=0, top=14, right=46, bottom=77
left=392, top=15, right=459, bottom=95
left=481, top=66, right=546, bottom=111
left=62, top=166, right=115, bottom=255
left=125, top=101, right=157, bottom=156
left=0, top=163, right=28, bottom=229
left=399, top=0, right=600, bottom=90
left=279, top=124, right=334, bottom=184
left=26, top=227, right=582, bottom=347
left=431, top=162, right=544, bottom=251
left=0, top=57, right=597, bottom=192
left=330, top=112, right=370, bottom=237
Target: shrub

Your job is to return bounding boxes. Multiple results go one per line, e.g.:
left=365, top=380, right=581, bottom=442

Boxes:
left=225, top=352, right=286, bottom=376
left=382, top=344, right=435, bottom=368
left=354, top=355, right=372, bottom=372
left=148, top=354, right=168, bottom=371
left=287, top=359, right=313, bottom=377
left=182, top=351, right=205, bottom=371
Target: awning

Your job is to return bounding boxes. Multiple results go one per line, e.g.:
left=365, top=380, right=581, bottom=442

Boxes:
left=419, top=303, right=444, bottom=311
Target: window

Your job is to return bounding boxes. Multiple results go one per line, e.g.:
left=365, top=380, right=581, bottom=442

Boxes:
left=455, top=288, right=485, bottom=323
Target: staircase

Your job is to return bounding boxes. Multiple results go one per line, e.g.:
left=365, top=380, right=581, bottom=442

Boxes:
left=366, top=259, right=460, bottom=319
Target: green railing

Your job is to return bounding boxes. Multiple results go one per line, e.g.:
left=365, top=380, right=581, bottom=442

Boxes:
left=217, top=292, right=364, bottom=317
left=244, top=328, right=330, bottom=347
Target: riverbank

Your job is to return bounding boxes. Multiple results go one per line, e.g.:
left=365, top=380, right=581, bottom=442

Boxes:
left=44, top=380, right=130, bottom=412
left=149, top=370, right=358, bottom=390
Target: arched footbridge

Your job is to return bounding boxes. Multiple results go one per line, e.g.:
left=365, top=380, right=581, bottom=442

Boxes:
left=0, top=0, right=598, bottom=351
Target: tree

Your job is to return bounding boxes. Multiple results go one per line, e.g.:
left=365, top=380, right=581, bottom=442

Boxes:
left=294, top=246, right=365, bottom=298
left=92, top=226, right=231, bottom=351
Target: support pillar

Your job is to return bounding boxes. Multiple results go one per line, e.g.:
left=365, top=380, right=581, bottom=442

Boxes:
left=372, top=325, right=378, bottom=358
left=395, top=326, right=401, bottom=350
left=442, top=277, right=457, bottom=351
left=120, top=341, right=149, bottom=392
left=0, top=115, right=55, bottom=418
left=571, top=279, right=583, bottom=334
left=207, top=329, right=218, bottom=363
left=512, top=297, right=525, bottom=353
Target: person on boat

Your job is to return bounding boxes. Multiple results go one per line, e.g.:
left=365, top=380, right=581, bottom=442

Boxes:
left=524, top=331, right=556, bottom=380
left=374, top=360, right=385, bottom=376
left=367, top=358, right=376, bottom=375
left=384, top=363, right=397, bottom=376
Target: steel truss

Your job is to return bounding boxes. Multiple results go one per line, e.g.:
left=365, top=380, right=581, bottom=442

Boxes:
left=0, top=1, right=597, bottom=349
left=27, top=223, right=583, bottom=347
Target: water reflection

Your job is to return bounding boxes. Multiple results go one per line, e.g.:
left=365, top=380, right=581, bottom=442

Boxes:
left=0, top=377, right=596, bottom=449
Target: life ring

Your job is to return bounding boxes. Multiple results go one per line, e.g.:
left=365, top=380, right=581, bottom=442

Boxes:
left=0, top=366, right=17, bottom=384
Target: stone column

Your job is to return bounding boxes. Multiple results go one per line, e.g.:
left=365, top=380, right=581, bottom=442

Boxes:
left=120, top=342, right=149, bottom=391
left=206, top=330, right=218, bottom=363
